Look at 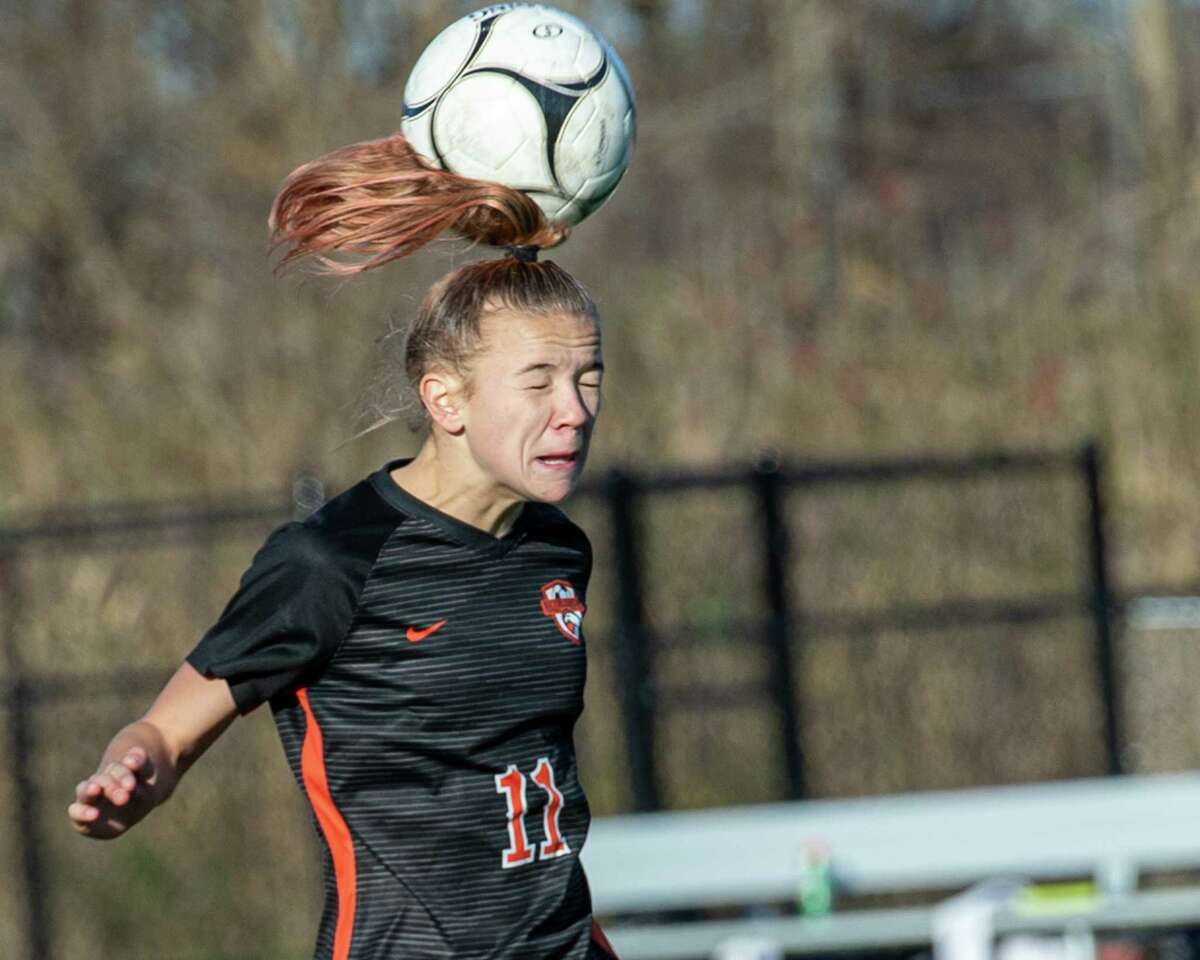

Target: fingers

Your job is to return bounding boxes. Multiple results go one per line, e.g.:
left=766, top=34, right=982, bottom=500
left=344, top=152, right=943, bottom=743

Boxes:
left=108, top=758, right=138, bottom=793
left=110, top=748, right=155, bottom=787
left=67, top=798, right=126, bottom=839
left=74, top=753, right=150, bottom=810
left=67, top=747, right=157, bottom=838
left=121, top=746, right=149, bottom=775
left=88, top=770, right=131, bottom=806
left=126, top=747, right=155, bottom=782
left=67, top=800, right=100, bottom=825
left=67, top=772, right=134, bottom=838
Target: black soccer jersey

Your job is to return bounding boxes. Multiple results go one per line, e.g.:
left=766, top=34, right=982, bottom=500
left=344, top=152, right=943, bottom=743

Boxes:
left=187, top=460, right=617, bottom=960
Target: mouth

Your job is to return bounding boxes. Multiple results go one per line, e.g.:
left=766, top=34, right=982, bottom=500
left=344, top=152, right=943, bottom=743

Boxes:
left=535, top=451, right=580, bottom=471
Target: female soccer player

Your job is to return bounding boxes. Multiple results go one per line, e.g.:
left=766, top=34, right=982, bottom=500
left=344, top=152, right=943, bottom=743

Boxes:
left=67, top=134, right=620, bottom=960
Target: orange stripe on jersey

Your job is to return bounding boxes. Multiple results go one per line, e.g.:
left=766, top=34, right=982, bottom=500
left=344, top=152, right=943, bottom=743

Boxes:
left=298, top=688, right=356, bottom=960
left=592, top=919, right=619, bottom=958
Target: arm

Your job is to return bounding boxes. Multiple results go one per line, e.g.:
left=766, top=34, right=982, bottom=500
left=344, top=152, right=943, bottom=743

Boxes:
left=68, top=521, right=364, bottom=839
left=67, top=660, right=237, bottom=840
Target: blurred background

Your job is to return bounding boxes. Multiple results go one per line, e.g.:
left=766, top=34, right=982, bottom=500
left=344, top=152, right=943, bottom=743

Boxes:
left=5, top=0, right=1200, bottom=957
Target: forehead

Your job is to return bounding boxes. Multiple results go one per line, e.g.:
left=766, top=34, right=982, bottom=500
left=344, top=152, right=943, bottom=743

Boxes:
left=476, top=309, right=601, bottom=364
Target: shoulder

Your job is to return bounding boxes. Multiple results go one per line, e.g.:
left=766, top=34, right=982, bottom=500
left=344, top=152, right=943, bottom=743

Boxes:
left=240, top=522, right=341, bottom=596
left=306, top=475, right=408, bottom=541
left=255, top=476, right=407, bottom=585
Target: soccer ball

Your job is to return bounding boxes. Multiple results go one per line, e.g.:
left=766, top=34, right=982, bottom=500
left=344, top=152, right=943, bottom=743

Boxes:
left=401, top=3, right=636, bottom=228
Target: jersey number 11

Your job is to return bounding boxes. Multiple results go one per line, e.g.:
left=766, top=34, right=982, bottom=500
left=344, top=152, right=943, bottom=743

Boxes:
left=495, top=757, right=571, bottom=869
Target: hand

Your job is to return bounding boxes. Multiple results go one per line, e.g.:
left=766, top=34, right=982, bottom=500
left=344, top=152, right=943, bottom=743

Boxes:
left=67, top=746, right=158, bottom=840
left=65, top=664, right=238, bottom=841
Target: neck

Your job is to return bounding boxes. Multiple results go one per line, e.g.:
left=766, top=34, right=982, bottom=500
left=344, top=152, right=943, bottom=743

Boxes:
left=390, top=437, right=525, bottom=538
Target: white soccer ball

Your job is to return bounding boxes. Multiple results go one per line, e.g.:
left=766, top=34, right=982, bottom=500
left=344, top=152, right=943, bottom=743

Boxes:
left=401, top=3, right=637, bottom=228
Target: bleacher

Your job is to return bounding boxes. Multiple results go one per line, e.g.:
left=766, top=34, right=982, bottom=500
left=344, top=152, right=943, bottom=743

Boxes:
left=582, top=773, right=1200, bottom=960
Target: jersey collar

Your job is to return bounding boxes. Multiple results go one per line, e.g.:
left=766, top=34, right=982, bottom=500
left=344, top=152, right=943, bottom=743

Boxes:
left=370, top=459, right=529, bottom=558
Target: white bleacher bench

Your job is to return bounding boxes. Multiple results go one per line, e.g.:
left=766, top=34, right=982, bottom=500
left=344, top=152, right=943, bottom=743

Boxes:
left=580, top=773, right=1200, bottom=960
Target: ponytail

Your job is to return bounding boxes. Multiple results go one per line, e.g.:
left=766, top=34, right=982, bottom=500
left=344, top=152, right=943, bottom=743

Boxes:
left=268, top=134, right=568, bottom=274
left=270, top=133, right=598, bottom=438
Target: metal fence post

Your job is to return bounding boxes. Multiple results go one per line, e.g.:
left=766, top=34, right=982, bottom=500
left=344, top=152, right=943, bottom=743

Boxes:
left=1082, top=442, right=1122, bottom=775
left=1, top=550, right=51, bottom=960
left=606, top=469, right=661, bottom=812
left=753, top=461, right=806, bottom=800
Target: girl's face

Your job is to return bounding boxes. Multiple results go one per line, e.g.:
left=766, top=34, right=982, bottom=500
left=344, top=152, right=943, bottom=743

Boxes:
left=456, top=308, right=602, bottom=505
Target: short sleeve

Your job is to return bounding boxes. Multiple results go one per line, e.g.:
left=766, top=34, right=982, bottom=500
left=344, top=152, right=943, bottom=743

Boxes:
left=187, top=522, right=360, bottom=714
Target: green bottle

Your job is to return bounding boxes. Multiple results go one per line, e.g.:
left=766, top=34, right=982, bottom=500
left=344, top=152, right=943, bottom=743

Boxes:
left=797, top=840, right=833, bottom=916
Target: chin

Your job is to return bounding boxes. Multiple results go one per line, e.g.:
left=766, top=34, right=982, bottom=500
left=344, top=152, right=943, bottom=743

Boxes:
left=530, top=481, right=575, bottom=504
left=523, top=458, right=586, bottom=503
left=524, top=473, right=580, bottom=504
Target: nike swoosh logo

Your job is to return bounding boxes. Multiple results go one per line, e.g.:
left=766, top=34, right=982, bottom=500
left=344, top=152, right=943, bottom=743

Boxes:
left=406, top=620, right=447, bottom=643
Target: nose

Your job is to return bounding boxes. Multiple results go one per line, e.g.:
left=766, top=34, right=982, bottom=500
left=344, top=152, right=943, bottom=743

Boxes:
left=554, top=382, right=592, bottom=429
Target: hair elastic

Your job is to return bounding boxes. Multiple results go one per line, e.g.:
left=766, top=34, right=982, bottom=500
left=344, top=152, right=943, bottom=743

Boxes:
left=504, top=245, right=540, bottom=262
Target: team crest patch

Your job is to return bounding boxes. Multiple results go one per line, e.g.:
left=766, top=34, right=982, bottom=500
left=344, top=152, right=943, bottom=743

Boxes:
left=540, top=579, right=585, bottom=644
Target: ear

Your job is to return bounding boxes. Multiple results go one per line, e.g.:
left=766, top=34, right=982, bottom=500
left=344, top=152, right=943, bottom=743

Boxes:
left=419, top=368, right=467, bottom=436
